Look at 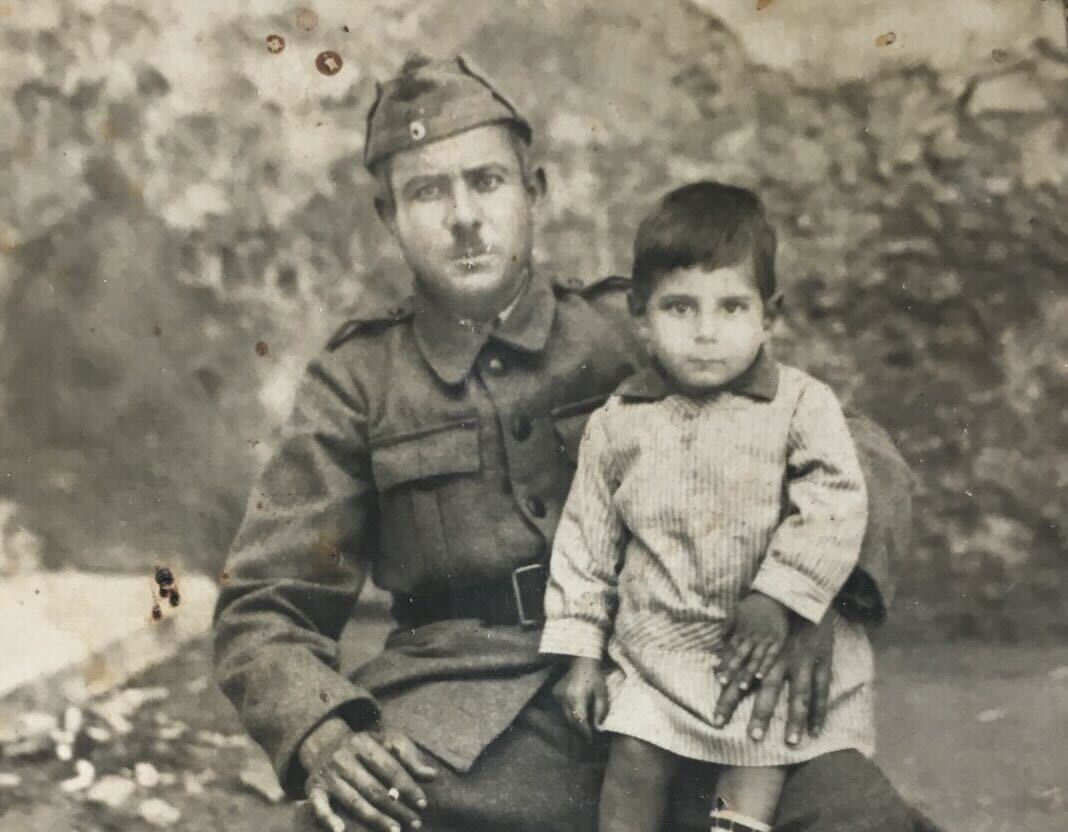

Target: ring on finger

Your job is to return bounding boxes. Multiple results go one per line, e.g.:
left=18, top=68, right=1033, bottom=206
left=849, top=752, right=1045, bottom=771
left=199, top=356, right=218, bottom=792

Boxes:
left=387, top=787, right=401, bottom=801
left=570, top=710, right=583, bottom=722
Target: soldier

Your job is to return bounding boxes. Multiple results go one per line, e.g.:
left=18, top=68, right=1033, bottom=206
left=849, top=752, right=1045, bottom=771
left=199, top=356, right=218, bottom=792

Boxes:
left=214, top=54, right=934, bottom=832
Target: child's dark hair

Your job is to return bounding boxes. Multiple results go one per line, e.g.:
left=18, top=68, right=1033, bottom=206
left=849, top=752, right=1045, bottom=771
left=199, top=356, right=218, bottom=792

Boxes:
left=630, top=182, right=777, bottom=313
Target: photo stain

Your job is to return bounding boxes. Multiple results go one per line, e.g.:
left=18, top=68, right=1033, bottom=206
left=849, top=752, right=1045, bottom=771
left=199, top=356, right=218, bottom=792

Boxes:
left=296, top=8, right=319, bottom=31
left=266, top=34, right=286, bottom=54
left=219, top=570, right=231, bottom=582
left=314, top=535, right=343, bottom=567
left=153, top=324, right=162, bottom=336
left=154, top=565, right=181, bottom=613
left=875, top=32, right=897, bottom=47
left=756, top=0, right=774, bottom=10
left=316, top=51, right=343, bottom=76
left=255, top=340, right=269, bottom=356
left=992, top=49, right=1009, bottom=63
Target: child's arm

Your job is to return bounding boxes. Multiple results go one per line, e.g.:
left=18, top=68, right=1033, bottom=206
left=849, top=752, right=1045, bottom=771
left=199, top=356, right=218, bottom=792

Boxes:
left=539, top=407, right=627, bottom=735
left=539, top=406, right=627, bottom=659
left=720, top=379, right=868, bottom=690
left=750, top=379, right=869, bottom=622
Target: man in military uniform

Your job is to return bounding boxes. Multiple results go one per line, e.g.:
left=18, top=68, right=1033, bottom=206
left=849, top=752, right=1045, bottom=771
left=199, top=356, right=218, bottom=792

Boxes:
left=214, top=54, right=933, bottom=832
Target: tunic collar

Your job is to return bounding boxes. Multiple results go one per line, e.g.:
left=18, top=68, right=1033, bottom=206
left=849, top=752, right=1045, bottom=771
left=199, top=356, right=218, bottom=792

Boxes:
left=412, top=273, right=556, bottom=386
left=617, top=347, right=779, bottom=403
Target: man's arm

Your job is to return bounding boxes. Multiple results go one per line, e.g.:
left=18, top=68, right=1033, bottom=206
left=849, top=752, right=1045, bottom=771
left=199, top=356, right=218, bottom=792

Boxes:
left=213, top=350, right=379, bottom=797
left=839, top=413, right=914, bottom=625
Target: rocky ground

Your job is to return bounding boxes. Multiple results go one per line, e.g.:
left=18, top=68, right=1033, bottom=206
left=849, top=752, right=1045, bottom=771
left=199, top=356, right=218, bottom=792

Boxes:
left=2, top=617, right=1067, bottom=832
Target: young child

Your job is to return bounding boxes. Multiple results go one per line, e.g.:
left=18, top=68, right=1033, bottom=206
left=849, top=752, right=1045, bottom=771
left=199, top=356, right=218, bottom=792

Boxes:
left=539, top=182, right=874, bottom=832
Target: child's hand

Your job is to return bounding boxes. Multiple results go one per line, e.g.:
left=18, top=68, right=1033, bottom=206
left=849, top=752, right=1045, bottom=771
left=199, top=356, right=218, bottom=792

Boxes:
left=717, top=592, right=790, bottom=695
left=551, top=656, right=609, bottom=742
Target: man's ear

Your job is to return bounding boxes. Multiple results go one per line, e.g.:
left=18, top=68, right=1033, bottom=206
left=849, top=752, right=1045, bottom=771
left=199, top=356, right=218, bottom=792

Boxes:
left=375, top=196, right=397, bottom=233
left=527, top=165, right=547, bottom=203
left=763, top=291, right=784, bottom=328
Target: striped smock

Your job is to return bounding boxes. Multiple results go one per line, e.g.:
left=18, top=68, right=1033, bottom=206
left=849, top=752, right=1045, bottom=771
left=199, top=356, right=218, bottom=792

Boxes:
left=539, top=354, right=875, bottom=765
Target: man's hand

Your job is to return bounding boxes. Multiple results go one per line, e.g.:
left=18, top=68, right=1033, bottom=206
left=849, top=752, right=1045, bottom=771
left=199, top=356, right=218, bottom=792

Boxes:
left=713, top=610, right=835, bottom=747
left=551, top=656, right=609, bottom=742
left=300, top=717, right=438, bottom=832
left=717, top=592, right=790, bottom=693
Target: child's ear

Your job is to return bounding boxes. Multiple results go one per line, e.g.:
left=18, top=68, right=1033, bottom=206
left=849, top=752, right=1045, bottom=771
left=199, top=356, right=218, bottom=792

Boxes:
left=763, top=291, right=784, bottom=329
left=629, top=296, right=653, bottom=347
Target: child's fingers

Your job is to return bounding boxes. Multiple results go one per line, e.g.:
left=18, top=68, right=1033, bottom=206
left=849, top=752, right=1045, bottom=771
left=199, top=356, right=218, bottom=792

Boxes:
left=754, top=640, right=784, bottom=681
left=568, top=692, right=594, bottom=743
left=718, top=638, right=755, bottom=685
left=737, top=642, right=772, bottom=691
left=592, top=685, right=609, bottom=727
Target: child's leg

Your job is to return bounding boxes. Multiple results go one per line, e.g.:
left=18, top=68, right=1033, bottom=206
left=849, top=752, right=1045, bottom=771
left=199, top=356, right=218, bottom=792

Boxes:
left=711, top=765, right=787, bottom=831
left=599, top=734, right=682, bottom=832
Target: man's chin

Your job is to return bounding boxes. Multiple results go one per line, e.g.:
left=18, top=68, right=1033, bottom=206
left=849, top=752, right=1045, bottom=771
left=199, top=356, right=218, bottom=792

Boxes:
left=418, top=265, right=525, bottom=315
left=444, top=263, right=509, bottom=290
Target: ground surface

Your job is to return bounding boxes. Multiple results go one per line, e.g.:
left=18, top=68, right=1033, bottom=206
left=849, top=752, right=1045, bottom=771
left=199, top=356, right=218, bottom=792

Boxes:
left=2, top=618, right=1066, bottom=832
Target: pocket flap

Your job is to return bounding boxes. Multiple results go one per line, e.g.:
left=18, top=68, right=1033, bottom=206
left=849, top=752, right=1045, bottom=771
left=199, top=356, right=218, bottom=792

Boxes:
left=371, top=418, right=480, bottom=490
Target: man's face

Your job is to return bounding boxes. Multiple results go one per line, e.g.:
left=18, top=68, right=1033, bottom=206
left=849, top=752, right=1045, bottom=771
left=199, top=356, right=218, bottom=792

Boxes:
left=636, top=262, right=776, bottom=394
left=382, top=124, right=540, bottom=317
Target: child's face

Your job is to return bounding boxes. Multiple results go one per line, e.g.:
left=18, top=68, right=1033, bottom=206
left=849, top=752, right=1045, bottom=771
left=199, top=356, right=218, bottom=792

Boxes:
left=636, top=263, right=777, bottom=394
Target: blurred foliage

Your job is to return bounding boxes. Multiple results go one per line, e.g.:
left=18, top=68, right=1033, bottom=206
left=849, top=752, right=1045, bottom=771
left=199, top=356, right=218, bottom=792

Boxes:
left=0, top=1, right=1065, bottom=641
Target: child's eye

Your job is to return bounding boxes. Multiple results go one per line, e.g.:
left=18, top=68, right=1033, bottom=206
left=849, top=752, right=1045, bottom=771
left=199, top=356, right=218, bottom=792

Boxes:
left=666, top=301, right=692, bottom=315
left=722, top=300, right=748, bottom=314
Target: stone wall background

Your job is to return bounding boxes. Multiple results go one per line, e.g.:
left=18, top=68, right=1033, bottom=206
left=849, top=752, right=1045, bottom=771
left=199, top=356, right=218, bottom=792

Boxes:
left=1, top=0, right=1065, bottom=641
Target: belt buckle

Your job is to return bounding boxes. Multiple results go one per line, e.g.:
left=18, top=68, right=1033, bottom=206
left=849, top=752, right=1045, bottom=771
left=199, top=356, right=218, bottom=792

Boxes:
left=511, top=563, right=547, bottom=628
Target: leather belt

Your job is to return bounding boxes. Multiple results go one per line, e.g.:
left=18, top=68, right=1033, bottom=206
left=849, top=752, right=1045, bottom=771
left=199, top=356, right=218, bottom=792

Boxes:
left=392, top=563, right=548, bottom=629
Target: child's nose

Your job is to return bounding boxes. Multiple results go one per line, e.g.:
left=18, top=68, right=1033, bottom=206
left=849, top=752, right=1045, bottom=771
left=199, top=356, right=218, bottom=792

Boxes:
left=695, top=315, right=719, bottom=341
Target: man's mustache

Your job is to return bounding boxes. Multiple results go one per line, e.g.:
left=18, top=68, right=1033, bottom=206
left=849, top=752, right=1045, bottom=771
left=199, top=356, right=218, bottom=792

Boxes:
left=450, top=229, right=490, bottom=258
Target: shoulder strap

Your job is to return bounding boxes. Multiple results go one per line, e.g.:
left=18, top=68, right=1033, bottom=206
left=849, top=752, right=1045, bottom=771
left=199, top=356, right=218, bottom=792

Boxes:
left=551, top=274, right=631, bottom=297
left=326, top=296, right=414, bottom=351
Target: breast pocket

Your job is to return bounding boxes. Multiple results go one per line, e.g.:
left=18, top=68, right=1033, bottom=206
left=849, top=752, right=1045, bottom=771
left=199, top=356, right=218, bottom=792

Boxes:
left=370, top=417, right=481, bottom=577
left=551, top=395, right=609, bottom=464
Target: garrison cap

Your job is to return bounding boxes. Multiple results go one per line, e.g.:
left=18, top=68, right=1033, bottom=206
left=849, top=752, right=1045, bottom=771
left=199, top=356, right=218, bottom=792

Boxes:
left=364, top=53, right=533, bottom=171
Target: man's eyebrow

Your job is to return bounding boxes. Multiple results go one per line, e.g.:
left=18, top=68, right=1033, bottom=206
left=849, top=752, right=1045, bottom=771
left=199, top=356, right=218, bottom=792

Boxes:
left=398, top=172, right=448, bottom=194
left=463, top=162, right=511, bottom=176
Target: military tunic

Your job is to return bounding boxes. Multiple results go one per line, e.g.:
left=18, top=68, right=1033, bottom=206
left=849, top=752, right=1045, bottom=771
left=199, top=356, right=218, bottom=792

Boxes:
left=212, top=272, right=908, bottom=798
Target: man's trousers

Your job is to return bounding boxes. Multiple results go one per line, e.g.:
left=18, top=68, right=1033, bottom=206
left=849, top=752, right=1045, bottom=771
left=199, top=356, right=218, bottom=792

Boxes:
left=294, top=686, right=940, bottom=832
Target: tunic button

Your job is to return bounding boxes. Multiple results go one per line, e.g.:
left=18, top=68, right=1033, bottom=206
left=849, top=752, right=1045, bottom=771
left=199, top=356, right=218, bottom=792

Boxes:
left=526, top=496, right=546, bottom=518
left=486, top=356, right=505, bottom=375
left=511, top=414, right=532, bottom=441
